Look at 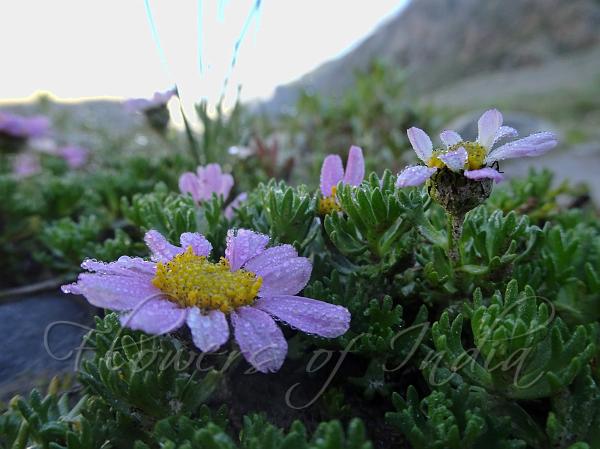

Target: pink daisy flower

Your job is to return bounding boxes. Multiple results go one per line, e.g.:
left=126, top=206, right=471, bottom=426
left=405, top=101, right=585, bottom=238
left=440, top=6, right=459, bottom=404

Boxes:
left=319, top=145, right=365, bottom=214
left=0, top=112, right=50, bottom=139
left=179, top=163, right=234, bottom=203
left=57, top=145, right=89, bottom=169
left=62, top=229, right=351, bottom=373
left=12, top=153, right=41, bottom=178
left=396, top=109, right=558, bottom=188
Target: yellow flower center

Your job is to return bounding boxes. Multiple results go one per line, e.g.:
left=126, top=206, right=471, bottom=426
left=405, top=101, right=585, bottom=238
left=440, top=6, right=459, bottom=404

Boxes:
left=426, top=141, right=487, bottom=171
left=318, top=185, right=341, bottom=215
left=152, top=247, right=262, bottom=313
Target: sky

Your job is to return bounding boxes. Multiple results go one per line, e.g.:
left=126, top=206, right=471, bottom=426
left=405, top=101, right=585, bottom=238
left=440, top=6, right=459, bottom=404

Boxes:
left=0, top=1, right=407, bottom=108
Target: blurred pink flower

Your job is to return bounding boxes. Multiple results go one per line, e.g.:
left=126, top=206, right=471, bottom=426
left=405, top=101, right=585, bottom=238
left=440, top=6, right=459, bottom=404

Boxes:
left=179, top=163, right=234, bottom=203
left=0, top=112, right=50, bottom=139
left=13, top=153, right=41, bottom=178
left=62, top=229, right=350, bottom=373
left=224, top=192, right=248, bottom=220
left=58, top=145, right=89, bottom=169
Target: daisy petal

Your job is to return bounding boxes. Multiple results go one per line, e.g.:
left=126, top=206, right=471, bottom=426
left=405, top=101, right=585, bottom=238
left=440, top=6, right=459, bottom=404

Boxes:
left=396, top=166, right=437, bottom=188
left=120, top=298, right=187, bottom=335
left=178, top=172, right=201, bottom=202
left=225, top=229, right=270, bottom=271
left=320, top=154, right=344, bottom=196
left=438, top=146, right=468, bottom=172
left=486, top=132, right=558, bottom=163
left=493, top=126, right=518, bottom=146
left=243, top=246, right=311, bottom=296
left=477, top=109, right=503, bottom=149
left=144, top=230, right=182, bottom=263
left=231, top=307, right=287, bottom=373
left=203, top=163, right=224, bottom=196
left=407, top=127, right=433, bottom=162
left=80, top=256, right=156, bottom=277
left=220, top=173, right=234, bottom=199
left=186, top=308, right=229, bottom=352
left=255, top=296, right=350, bottom=338
left=61, top=271, right=161, bottom=310
left=180, top=232, right=212, bottom=257
left=464, top=167, right=504, bottom=182
left=440, top=130, right=463, bottom=148
left=342, top=145, right=365, bottom=186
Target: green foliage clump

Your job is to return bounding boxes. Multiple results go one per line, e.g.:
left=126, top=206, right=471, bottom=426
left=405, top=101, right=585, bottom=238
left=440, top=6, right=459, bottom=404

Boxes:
left=431, top=280, right=597, bottom=399
left=134, top=414, right=372, bottom=449
left=0, top=317, right=374, bottom=449
left=386, top=384, right=527, bottom=449
left=234, top=179, right=317, bottom=248
left=324, top=171, right=429, bottom=267
left=2, top=70, right=600, bottom=449
left=546, top=367, right=600, bottom=449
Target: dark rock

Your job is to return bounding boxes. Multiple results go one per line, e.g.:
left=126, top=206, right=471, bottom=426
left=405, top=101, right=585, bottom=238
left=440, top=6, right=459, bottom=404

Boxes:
left=0, top=292, right=95, bottom=400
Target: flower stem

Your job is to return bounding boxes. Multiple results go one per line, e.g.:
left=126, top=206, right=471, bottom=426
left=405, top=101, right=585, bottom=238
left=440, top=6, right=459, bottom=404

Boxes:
left=447, top=212, right=464, bottom=264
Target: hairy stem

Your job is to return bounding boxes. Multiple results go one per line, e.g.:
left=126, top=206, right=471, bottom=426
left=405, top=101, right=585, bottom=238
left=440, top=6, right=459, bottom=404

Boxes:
left=447, top=213, right=464, bottom=264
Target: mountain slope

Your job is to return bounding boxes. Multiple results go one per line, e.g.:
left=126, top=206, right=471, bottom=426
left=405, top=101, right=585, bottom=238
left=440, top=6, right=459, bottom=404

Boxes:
left=263, top=0, right=600, bottom=113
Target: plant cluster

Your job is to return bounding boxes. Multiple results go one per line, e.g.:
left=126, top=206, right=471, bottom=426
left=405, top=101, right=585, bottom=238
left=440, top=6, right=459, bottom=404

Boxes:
left=1, top=80, right=599, bottom=449
left=2, top=162, right=599, bottom=448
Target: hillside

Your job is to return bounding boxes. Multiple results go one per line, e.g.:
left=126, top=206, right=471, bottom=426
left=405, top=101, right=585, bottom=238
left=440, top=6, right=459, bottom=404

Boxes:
left=263, top=0, right=600, bottom=114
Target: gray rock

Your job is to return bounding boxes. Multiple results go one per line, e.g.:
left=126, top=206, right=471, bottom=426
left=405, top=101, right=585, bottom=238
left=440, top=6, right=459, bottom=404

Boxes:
left=0, top=292, right=95, bottom=399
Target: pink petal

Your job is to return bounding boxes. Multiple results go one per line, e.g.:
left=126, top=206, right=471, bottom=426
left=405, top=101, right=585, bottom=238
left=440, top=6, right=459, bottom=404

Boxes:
left=477, top=109, right=503, bottom=149
left=178, top=172, right=201, bottom=202
left=61, top=271, right=161, bottom=310
left=342, top=145, right=365, bottom=186
left=220, top=173, right=234, bottom=199
left=438, top=146, right=468, bottom=172
left=224, top=192, right=248, bottom=220
left=225, top=229, right=270, bottom=271
left=186, top=308, right=229, bottom=352
left=120, top=298, right=187, bottom=335
left=407, top=127, right=433, bottom=162
left=59, top=146, right=89, bottom=169
left=320, top=154, right=344, bottom=196
left=243, top=245, right=311, bottom=296
left=396, top=166, right=437, bottom=188
left=231, top=306, right=287, bottom=373
left=12, top=153, right=41, bottom=178
left=255, top=296, right=350, bottom=338
left=80, top=256, right=156, bottom=277
left=485, top=132, right=557, bottom=163
left=203, top=163, right=223, bottom=196
left=179, top=232, right=212, bottom=257
left=493, top=126, right=518, bottom=146
left=464, top=167, right=504, bottom=182
left=144, top=230, right=182, bottom=262
left=439, top=130, right=462, bottom=148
